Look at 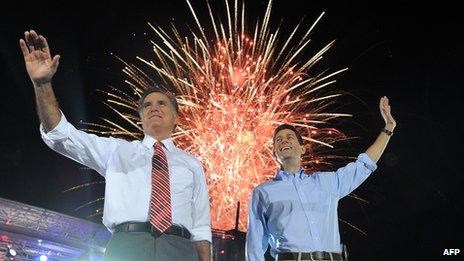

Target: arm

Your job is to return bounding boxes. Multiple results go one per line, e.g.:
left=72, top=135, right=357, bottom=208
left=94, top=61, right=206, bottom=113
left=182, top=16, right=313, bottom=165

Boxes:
left=317, top=153, right=377, bottom=197
left=194, top=241, right=211, bottom=261
left=190, top=160, right=212, bottom=261
left=20, top=30, right=61, bottom=132
left=40, top=113, right=126, bottom=175
left=21, top=30, right=125, bottom=175
left=317, top=96, right=395, bottom=197
left=245, top=189, right=269, bottom=261
left=365, top=96, right=396, bottom=163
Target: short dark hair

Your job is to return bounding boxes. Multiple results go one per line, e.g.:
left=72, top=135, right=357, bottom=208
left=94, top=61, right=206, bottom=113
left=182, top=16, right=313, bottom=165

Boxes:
left=273, top=124, right=304, bottom=145
left=138, top=86, right=179, bottom=115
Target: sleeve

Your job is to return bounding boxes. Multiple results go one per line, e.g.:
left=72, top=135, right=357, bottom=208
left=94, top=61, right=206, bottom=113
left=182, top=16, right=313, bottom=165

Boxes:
left=245, top=188, right=269, bottom=261
left=189, top=159, right=212, bottom=243
left=40, top=112, right=127, bottom=176
left=316, top=153, right=378, bottom=198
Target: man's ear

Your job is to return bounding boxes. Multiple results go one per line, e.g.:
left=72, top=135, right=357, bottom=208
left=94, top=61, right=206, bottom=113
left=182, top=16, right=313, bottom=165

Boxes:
left=300, top=144, right=306, bottom=154
left=273, top=147, right=284, bottom=165
left=172, top=113, right=179, bottom=132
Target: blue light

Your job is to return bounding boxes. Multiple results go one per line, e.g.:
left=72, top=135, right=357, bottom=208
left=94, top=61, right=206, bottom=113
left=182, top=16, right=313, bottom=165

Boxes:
left=39, top=255, right=48, bottom=261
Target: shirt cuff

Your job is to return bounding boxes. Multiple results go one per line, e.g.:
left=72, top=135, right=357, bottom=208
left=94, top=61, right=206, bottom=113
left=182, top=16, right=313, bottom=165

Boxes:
left=358, top=153, right=377, bottom=172
left=40, top=112, right=70, bottom=143
left=190, top=225, right=212, bottom=243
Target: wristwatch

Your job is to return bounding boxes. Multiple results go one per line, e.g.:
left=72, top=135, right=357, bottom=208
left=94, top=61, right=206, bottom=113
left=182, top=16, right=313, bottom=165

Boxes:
left=381, top=128, right=394, bottom=136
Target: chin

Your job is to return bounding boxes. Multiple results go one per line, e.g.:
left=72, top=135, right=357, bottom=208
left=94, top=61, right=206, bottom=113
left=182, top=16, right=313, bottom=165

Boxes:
left=282, top=153, right=301, bottom=161
left=142, top=123, right=161, bottom=133
left=278, top=151, right=293, bottom=158
left=148, top=121, right=164, bottom=127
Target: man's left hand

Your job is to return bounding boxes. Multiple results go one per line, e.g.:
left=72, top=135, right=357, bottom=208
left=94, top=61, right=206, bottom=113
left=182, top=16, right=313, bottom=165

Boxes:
left=379, top=96, right=396, bottom=131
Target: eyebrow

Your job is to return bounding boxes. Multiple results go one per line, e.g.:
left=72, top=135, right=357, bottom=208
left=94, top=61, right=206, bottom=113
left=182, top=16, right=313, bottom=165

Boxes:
left=275, top=133, right=296, bottom=140
left=143, top=99, right=169, bottom=106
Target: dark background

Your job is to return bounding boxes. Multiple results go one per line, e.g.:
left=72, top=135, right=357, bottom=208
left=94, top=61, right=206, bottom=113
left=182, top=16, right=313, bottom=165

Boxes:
left=0, top=0, right=462, bottom=260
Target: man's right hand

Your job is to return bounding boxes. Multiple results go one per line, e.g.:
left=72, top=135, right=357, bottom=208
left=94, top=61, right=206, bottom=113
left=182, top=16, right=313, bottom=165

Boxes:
left=19, top=30, right=60, bottom=86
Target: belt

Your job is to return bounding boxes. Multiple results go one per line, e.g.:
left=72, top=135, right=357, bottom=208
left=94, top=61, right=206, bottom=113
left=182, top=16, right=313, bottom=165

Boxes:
left=277, top=251, right=343, bottom=261
left=114, top=222, right=191, bottom=240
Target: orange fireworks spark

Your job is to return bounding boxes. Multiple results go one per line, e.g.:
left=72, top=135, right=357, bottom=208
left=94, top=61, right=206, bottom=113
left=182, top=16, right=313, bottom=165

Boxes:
left=86, top=0, right=357, bottom=231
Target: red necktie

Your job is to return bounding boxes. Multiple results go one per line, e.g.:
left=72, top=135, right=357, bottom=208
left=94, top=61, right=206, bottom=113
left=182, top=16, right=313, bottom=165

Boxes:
left=149, top=141, right=172, bottom=232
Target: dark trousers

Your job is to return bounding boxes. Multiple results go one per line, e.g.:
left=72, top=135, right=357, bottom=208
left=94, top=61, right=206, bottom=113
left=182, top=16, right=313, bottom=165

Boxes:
left=103, top=231, right=199, bottom=261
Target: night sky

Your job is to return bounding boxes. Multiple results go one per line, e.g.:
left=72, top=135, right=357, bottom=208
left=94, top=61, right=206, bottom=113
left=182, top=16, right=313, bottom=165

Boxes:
left=1, top=0, right=462, bottom=260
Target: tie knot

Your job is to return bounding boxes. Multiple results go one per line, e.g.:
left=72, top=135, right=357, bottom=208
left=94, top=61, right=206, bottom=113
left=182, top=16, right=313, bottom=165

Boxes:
left=153, top=142, right=166, bottom=157
left=154, top=141, right=165, bottom=149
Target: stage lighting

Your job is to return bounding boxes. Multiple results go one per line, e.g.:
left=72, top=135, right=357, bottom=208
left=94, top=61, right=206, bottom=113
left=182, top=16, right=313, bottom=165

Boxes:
left=39, top=255, right=48, bottom=261
left=6, top=247, right=17, bottom=258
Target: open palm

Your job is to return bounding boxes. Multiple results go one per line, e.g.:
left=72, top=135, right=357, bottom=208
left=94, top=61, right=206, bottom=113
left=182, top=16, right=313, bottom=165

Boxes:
left=379, top=96, right=396, bottom=129
left=19, top=30, right=60, bottom=84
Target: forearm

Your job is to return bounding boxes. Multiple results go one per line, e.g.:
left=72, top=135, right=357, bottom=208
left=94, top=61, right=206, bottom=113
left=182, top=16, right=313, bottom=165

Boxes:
left=194, top=240, right=211, bottom=261
left=365, top=123, right=394, bottom=163
left=33, top=82, right=61, bottom=132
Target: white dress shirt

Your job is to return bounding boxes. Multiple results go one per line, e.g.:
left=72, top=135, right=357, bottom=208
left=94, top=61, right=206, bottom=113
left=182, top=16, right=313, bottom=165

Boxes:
left=40, top=113, right=212, bottom=243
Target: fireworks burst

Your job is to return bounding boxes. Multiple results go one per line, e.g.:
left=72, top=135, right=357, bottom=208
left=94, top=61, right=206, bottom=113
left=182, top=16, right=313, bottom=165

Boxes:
left=84, top=0, right=358, bottom=231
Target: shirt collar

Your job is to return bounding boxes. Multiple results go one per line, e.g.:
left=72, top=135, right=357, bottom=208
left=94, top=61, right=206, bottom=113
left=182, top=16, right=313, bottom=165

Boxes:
left=274, top=167, right=307, bottom=181
left=142, top=135, right=175, bottom=152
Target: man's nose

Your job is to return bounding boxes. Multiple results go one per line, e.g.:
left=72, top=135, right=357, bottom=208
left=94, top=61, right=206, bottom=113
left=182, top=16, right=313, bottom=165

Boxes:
left=150, top=106, right=161, bottom=113
left=147, top=107, right=155, bottom=114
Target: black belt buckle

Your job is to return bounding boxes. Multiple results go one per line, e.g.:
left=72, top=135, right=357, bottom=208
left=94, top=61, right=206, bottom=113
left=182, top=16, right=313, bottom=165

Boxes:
left=278, top=251, right=341, bottom=261
left=311, top=251, right=324, bottom=259
left=309, top=252, right=325, bottom=260
left=176, top=226, right=185, bottom=238
left=181, top=227, right=188, bottom=239
left=171, top=225, right=191, bottom=240
left=149, top=224, right=162, bottom=238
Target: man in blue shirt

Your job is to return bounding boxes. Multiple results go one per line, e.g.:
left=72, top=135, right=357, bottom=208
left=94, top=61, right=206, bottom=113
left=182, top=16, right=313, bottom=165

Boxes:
left=246, top=97, right=396, bottom=261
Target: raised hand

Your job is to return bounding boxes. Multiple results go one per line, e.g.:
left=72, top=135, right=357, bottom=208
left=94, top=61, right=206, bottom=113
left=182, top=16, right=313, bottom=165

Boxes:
left=379, top=96, right=396, bottom=130
left=19, top=30, right=60, bottom=85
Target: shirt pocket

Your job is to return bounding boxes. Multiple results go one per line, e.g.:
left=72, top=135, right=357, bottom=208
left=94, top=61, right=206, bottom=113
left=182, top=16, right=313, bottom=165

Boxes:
left=169, top=165, right=194, bottom=195
left=305, top=190, right=330, bottom=213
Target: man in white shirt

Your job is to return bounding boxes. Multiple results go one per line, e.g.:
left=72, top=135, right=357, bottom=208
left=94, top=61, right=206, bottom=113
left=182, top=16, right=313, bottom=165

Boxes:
left=20, top=29, right=212, bottom=261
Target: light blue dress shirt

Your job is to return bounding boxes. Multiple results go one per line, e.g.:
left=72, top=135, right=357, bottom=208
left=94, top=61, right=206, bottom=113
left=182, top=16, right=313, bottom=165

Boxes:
left=246, top=153, right=377, bottom=260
